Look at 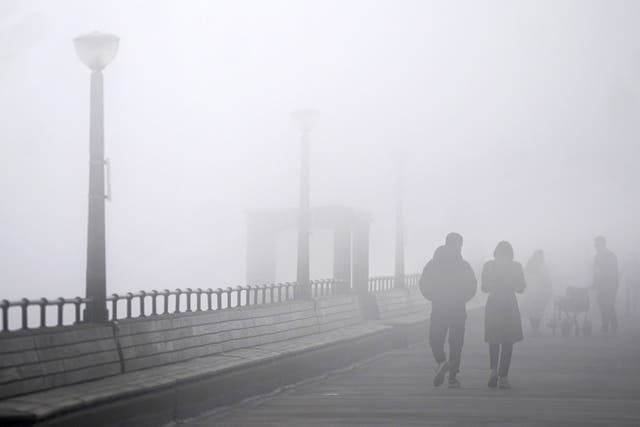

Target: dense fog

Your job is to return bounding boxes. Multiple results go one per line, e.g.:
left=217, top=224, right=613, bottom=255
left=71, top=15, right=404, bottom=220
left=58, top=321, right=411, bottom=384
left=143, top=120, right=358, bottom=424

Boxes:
left=2, top=0, right=640, bottom=300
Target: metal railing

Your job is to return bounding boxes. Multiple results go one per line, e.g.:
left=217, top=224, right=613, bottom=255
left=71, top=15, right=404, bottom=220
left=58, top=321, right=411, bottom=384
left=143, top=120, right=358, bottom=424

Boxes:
left=368, top=273, right=421, bottom=293
left=0, top=278, right=345, bottom=332
left=406, top=273, right=420, bottom=289
left=0, top=297, right=91, bottom=332
left=368, top=276, right=395, bottom=293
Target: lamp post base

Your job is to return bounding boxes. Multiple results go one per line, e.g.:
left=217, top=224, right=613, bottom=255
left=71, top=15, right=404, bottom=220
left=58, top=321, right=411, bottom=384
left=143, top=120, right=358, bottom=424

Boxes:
left=83, top=305, right=109, bottom=324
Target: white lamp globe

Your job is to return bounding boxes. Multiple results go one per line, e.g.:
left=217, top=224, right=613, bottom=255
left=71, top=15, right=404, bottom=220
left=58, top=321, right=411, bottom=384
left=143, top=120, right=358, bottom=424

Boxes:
left=291, top=109, right=319, bottom=132
left=74, top=31, right=119, bottom=71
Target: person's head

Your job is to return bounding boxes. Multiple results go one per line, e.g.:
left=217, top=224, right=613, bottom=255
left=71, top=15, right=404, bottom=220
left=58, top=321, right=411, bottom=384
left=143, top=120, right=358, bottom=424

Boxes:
left=594, top=236, right=607, bottom=253
left=526, top=249, right=544, bottom=271
left=445, top=232, right=463, bottom=252
left=493, top=241, right=514, bottom=261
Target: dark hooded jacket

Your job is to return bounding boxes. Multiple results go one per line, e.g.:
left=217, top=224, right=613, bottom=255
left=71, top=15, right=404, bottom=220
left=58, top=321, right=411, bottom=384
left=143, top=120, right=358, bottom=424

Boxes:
left=594, top=249, right=619, bottom=294
left=419, top=245, right=477, bottom=314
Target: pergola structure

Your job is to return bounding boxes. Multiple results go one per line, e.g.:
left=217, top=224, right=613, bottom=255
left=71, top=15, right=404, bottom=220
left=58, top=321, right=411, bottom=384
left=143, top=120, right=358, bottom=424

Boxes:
left=246, top=206, right=370, bottom=294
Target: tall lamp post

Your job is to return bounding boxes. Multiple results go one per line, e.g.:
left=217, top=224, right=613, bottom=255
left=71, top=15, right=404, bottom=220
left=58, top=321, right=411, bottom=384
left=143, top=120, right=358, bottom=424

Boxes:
left=394, top=150, right=406, bottom=288
left=291, top=109, right=319, bottom=299
left=74, top=31, right=119, bottom=323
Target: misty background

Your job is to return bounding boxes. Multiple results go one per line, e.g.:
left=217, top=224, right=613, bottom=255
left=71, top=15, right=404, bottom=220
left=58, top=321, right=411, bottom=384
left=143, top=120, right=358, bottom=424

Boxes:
left=1, top=0, right=639, bottom=300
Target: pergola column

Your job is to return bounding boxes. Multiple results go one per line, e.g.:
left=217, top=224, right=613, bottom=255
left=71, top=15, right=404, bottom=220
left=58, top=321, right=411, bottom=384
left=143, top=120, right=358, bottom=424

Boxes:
left=333, top=223, right=351, bottom=293
left=352, top=217, right=370, bottom=296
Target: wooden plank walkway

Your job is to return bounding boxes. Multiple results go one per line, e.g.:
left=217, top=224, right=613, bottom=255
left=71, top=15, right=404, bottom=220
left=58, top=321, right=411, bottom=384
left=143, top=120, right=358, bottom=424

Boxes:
left=182, top=315, right=640, bottom=426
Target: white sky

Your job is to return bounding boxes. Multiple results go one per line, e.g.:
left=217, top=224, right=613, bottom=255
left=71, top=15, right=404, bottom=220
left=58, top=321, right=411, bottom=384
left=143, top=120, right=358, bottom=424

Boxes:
left=1, top=0, right=640, bottom=299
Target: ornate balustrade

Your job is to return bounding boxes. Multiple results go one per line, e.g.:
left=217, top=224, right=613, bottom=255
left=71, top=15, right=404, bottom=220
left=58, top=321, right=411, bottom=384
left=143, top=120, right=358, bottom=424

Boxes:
left=368, top=273, right=421, bottom=293
left=0, top=278, right=345, bottom=332
left=406, top=273, right=420, bottom=289
left=0, top=297, right=90, bottom=332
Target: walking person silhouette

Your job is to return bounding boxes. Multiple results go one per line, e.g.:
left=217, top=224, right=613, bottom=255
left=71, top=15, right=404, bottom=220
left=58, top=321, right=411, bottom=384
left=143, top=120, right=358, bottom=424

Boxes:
left=419, top=232, right=477, bottom=388
left=593, top=236, right=619, bottom=334
left=482, top=241, right=526, bottom=389
left=523, top=250, right=552, bottom=335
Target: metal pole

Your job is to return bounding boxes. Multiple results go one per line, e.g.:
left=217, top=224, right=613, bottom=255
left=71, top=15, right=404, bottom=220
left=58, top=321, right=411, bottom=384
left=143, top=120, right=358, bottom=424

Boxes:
left=84, top=70, right=109, bottom=322
left=296, top=129, right=311, bottom=298
left=394, top=155, right=405, bottom=288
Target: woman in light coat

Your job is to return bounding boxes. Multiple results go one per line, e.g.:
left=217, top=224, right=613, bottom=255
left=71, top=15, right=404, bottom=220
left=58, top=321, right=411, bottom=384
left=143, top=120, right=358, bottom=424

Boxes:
left=481, top=241, right=526, bottom=389
left=523, top=250, right=552, bottom=334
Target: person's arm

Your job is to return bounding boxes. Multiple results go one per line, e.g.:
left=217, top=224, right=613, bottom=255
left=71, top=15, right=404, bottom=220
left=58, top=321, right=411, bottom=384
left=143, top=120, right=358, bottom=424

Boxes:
left=481, top=262, right=492, bottom=293
left=419, top=261, right=434, bottom=301
left=514, top=263, right=526, bottom=294
left=463, top=261, right=478, bottom=301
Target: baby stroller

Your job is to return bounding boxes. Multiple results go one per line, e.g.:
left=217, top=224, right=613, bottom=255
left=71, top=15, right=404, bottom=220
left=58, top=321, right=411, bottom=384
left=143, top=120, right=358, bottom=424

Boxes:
left=548, top=286, right=592, bottom=337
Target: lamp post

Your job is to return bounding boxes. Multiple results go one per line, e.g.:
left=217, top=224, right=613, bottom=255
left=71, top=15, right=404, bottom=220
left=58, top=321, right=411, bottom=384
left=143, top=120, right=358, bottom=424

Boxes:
left=291, top=109, right=319, bottom=299
left=74, top=31, right=119, bottom=323
left=394, top=150, right=406, bottom=288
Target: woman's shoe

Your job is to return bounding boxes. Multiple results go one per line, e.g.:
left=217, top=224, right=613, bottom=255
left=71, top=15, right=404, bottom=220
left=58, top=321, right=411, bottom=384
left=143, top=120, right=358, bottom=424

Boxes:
left=447, top=376, right=461, bottom=388
left=488, top=370, right=498, bottom=388
left=498, top=376, right=511, bottom=389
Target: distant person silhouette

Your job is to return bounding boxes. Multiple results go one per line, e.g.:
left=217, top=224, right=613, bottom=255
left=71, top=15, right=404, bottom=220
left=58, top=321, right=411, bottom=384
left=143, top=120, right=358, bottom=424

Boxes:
left=523, top=250, right=552, bottom=335
left=622, top=252, right=640, bottom=316
left=593, top=236, right=619, bottom=333
left=481, top=241, right=526, bottom=389
left=419, top=232, right=477, bottom=388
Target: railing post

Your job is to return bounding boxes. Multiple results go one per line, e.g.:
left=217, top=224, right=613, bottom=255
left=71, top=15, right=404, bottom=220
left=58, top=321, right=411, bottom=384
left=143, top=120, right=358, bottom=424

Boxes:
left=39, top=298, right=48, bottom=328
left=57, top=297, right=65, bottom=326
left=111, top=294, right=119, bottom=320
left=207, top=288, right=214, bottom=310
left=196, top=288, right=203, bottom=311
left=1, top=300, right=10, bottom=332
left=151, top=290, right=158, bottom=316
left=246, top=286, right=253, bottom=306
left=163, top=289, right=170, bottom=314
left=215, top=289, right=222, bottom=310
left=260, top=284, right=267, bottom=304
left=175, top=289, right=182, bottom=313
left=139, top=291, right=147, bottom=317
left=226, top=287, right=233, bottom=308
left=185, top=288, right=193, bottom=312
left=125, top=292, right=133, bottom=319
left=20, top=298, right=29, bottom=330
left=74, top=297, right=83, bottom=324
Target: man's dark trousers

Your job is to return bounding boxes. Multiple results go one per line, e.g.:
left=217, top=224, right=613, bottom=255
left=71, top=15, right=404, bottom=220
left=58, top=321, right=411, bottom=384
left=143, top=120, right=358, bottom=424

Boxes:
left=597, top=289, right=618, bottom=333
left=429, top=306, right=466, bottom=375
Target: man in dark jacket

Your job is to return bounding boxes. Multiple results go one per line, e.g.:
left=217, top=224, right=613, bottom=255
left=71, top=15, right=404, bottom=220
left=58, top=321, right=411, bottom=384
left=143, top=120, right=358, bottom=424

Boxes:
left=420, top=232, right=477, bottom=388
left=593, top=236, right=619, bottom=334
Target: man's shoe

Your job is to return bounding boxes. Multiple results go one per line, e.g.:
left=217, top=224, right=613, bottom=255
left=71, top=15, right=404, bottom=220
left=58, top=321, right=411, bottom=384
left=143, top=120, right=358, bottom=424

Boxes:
left=433, top=361, right=449, bottom=387
left=498, top=376, right=510, bottom=389
left=488, top=370, right=498, bottom=388
left=448, top=376, right=461, bottom=388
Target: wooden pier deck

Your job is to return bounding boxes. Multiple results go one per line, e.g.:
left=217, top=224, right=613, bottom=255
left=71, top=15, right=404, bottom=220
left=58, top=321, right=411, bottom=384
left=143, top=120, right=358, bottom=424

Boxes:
left=184, top=314, right=640, bottom=426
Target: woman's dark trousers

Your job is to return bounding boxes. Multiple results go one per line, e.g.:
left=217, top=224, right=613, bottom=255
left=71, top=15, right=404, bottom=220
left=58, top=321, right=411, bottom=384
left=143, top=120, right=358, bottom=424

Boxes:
left=489, top=343, right=513, bottom=377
